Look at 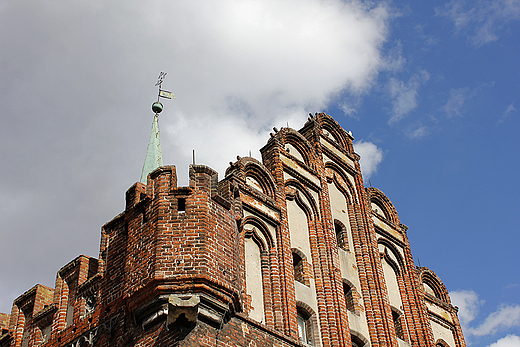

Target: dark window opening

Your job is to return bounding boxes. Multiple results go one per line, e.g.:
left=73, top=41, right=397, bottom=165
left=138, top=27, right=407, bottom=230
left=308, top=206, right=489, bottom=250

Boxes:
left=351, top=335, right=365, bottom=347
left=292, top=252, right=305, bottom=284
left=335, top=220, right=345, bottom=249
left=297, top=308, right=314, bottom=345
left=178, top=198, right=186, bottom=212
left=392, top=310, right=405, bottom=340
left=343, top=282, right=355, bottom=313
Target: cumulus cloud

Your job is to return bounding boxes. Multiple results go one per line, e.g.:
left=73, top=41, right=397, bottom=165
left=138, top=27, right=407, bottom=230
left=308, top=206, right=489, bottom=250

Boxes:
left=487, top=334, right=520, bottom=347
left=152, top=0, right=390, bottom=176
left=353, top=140, right=384, bottom=179
left=451, top=290, right=484, bottom=328
left=437, top=0, right=520, bottom=46
left=0, top=0, right=392, bottom=312
left=468, top=305, right=520, bottom=336
left=387, top=70, right=430, bottom=124
left=451, top=290, right=520, bottom=344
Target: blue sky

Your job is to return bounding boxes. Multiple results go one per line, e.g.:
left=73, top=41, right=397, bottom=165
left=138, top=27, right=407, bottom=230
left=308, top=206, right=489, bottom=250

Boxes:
left=341, top=2, right=520, bottom=346
left=1, top=1, right=519, bottom=346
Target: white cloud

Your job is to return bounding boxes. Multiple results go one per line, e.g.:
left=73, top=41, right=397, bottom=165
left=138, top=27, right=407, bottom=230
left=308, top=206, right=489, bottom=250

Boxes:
left=469, top=305, right=520, bottom=336
left=451, top=290, right=520, bottom=343
left=487, top=334, right=520, bottom=347
left=382, top=40, right=406, bottom=72
left=497, top=103, right=516, bottom=125
left=353, top=140, right=384, bottom=179
left=407, top=125, right=429, bottom=139
left=437, top=0, right=520, bottom=46
left=340, top=102, right=359, bottom=119
left=387, top=70, right=430, bottom=124
left=443, top=87, right=472, bottom=118
left=451, top=290, right=484, bottom=328
left=147, top=0, right=392, bottom=178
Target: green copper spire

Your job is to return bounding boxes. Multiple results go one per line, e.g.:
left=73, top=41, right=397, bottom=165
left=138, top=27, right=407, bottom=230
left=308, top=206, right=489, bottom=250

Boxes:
left=140, top=114, right=163, bottom=184
left=140, top=72, right=174, bottom=184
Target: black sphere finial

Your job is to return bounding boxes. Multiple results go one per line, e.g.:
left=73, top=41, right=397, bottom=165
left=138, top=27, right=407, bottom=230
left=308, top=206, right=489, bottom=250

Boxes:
left=152, top=101, right=163, bottom=114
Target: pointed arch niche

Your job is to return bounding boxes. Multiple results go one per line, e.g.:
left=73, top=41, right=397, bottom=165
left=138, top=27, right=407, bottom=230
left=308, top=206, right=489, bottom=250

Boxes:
left=367, top=187, right=400, bottom=226
left=243, top=160, right=276, bottom=198
left=242, top=220, right=272, bottom=324
left=285, top=181, right=321, bottom=341
left=281, top=128, right=316, bottom=170
left=378, top=241, right=404, bottom=307
left=378, top=240, right=411, bottom=344
left=285, top=182, right=317, bottom=263
left=325, top=164, right=357, bottom=252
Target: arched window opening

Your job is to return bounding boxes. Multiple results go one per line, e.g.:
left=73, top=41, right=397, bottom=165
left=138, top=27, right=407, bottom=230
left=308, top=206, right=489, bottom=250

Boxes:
left=293, top=252, right=305, bottom=284
left=351, top=335, right=366, bottom=347
left=334, top=220, right=348, bottom=250
left=322, top=128, right=338, bottom=143
left=419, top=268, right=451, bottom=304
left=435, top=339, right=450, bottom=347
left=297, top=307, right=314, bottom=346
left=335, top=221, right=343, bottom=248
left=343, top=282, right=355, bottom=313
left=392, top=309, right=405, bottom=341
left=379, top=243, right=404, bottom=311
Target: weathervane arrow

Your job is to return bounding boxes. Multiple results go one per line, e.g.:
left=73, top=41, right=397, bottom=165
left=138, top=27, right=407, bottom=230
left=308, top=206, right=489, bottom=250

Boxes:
left=155, top=72, right=167, bottom=87
left=151, top=72, right=174, bottom=114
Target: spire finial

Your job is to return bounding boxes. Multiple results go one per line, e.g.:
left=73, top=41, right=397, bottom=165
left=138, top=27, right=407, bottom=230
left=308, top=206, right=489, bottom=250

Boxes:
left=140, top=72, right=175, bottom=184
left=151, top=72, right=174, bottom=114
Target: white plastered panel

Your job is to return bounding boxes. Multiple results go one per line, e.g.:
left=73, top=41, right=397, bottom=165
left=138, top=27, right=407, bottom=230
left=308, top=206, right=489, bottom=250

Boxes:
left=382, top=258, right=403, bottom=309
left=244, top=237, right=265, bottom=323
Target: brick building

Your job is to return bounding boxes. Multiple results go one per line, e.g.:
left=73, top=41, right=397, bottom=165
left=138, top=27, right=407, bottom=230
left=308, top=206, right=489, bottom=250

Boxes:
left=0, top=113, right=465, bottom=347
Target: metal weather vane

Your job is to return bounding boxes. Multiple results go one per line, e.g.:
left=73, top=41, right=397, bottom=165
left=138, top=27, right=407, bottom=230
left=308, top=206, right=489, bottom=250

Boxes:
left=142, top=72, right=173, bottom=184
left=151, top=71, right=174, bottom=115
left=155, top=71, right=167, bottom=87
